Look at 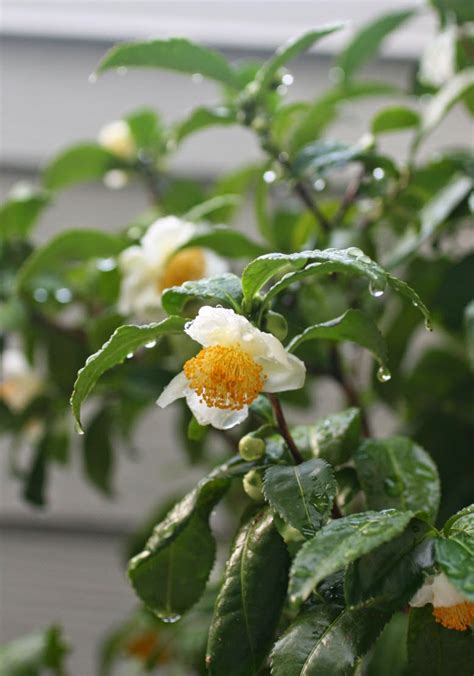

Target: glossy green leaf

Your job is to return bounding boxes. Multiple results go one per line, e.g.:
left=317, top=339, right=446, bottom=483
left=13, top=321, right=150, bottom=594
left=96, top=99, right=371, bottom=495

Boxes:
left=407, top=606, right=474, bottom=676
left=289, top=509, right=413, bottom=605
left=71, top=316, right=186, bottom=431
left=365, top=613, right=408, bottom=676
left=16, top=229, right=125, bottom=294
left=96, top=37, right=240, bottom=88
left=206, top=508, right=289, bottom=675
left=418, top=68, right=474, bottom=142
left=126, top=107, right=164, bottom=149
left=0, top=625, right=69, bottom=674
left=161, top=273, right=242, bottom=316
left=83, top=409, right=114, bottom=495
left=435, top=534, right=474, bottom=601
left=371, top=105, right=420, bottom=134
left=175, top=106, right=236, bottom=143
left=264, top=459, right=336, bottom=537
left=293, top=139, right=366, bottom=176
left=0, top=189, right=50, bottom=240
left=255, top=24, right=344, bottom=90
left=444, top=504, right=474, bottom=536
left=184, top=195, right=242, bottom=222
left=179, top=224, right=266, bottom=258
left=271, top=604, right=391, bottom=676
left=354, top=437, right=440, bottom=523
left=345, top=519, right=432, bottom=611
left=385, top=174, right=472, bottom=269
left=336, top=10, right=415, bottom=81
left=287, top=309, right=389, bottom=372
left=128, top=473, right=230, bottom=619
left=312, top=407, right=362, bottom=465
left=43, top=143, right=124, bottom=190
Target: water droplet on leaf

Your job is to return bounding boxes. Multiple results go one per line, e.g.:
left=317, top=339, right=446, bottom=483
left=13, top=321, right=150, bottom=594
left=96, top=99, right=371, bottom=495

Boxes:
left=126, top=352, right=134, bottom=359
left=33, top=288, right=48, bottom=303
left=145, top=340, right=157, bottom=349
left=55, top=287, right=72, bottom=304
left=377, top=366, right=391, bottom=383
left=347, top=247, right=364, bottom=259
left=369, top=279, right=386, bottom=298
left=263, top=170, right=277, bottom=184
left=96, top=257, right=116, bottom=272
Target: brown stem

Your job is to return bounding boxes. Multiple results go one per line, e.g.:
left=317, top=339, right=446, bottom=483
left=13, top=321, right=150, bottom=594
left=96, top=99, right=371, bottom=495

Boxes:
left=331, top=346, right=371, bottom=437
left=333, top=167, right=365, bottom=227
left=267, top=393, right=304, bottom=464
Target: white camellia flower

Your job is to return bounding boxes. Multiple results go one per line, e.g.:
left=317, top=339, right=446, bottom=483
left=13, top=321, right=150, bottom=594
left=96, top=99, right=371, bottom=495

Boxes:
left=98, top=119, right=136, bottom=160
left=157, top=306, right=306, bottom=430
left=118, top=216, right=228, bottom=321
left=410, top=572, right=474, bottom=631
left=419, top=25, right=457, bottom=88
left=0, top=348, right=42, bottom=413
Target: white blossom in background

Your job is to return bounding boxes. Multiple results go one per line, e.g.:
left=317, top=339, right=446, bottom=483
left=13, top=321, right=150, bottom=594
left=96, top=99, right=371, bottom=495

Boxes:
left=98, top=120, right=136, bottom=160
left=419, top=25, right=457, bottom=88
left=410, top=572, right=474, bottom=631
left=118, top=216, right=228, bottom=321
left=0, top=348, right=43, bottom=413
left=157, top=306, right=306, bottom=429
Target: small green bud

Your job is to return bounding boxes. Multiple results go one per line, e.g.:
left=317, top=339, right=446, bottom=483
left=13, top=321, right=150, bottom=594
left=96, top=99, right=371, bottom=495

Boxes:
left=263, top=311, right=288, bottom=341
left=239, top=434, right=266, bottom=461
left=243, top=469, right=264, bottom=501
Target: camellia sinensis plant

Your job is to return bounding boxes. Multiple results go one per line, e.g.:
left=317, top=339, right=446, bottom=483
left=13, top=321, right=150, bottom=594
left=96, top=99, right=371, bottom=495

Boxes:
left=0, top=1, right=473, bottom=673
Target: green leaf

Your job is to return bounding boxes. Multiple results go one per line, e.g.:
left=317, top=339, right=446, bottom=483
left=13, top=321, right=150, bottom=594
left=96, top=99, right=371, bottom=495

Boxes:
left=271, top=604, right=391, bottom=676
left=128, top=472, right=230, bottom=619
left=264, top=459, right=336, bottom=537
left=444, top=504, right=474, bottom=536
left=16, top=229, right=125, bottom=294
left=417, top=68, right=474, bottom=142
left=385, top=175, right=472, bottom=269
left=242, top=248, right=431, bottom=329
left=23, top=436, right=48, bottom=507
left=435, top=534, right=474, bottom=601
left=71, top=316, right=186, bottom=431
left=179, top=224, right=266, bottom=258
left=83, top=409, right=114, bottom=495
left=96, top=37, right=240, bottom=89
left=293, top=139, right=366, bottom=176
left=43, top=143, right=124, bottom=190
left=184, top=195, right=242, bottom=222
left=430, top=0, right=474, bottom=24
left=175, top=106, right=236, bottom=143
left=126, top=107, right=163, bottom=149
left=364, top=612, right=408, bottom=676
left=0, top=189, right=50, bottom=240
left=0, top=625, right=69, bottom=674
left=289, top=509, right=413, bottom=605
left=371, top=105, right=420, bottom=134
left=464, top=300, right=474, bottom=370
left=336, top=10, right=415, bottom=81
left=206, top=508, right=289, bottom=675
left=354, top=437, right=440, bottom=523
left=407, top=606, right=474, bottom=676
left=255, top=24, right=344, bottom=90
left=312, top=407, right=362, bottom=465
left=161, top=273, right=242, bottom=316
left=345, top=519, right=432, bottom=611
left=287, top=309, right=389, bottom=373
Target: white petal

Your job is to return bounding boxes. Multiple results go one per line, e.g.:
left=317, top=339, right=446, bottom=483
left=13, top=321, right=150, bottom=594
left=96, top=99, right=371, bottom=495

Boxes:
left=185, top=307, right=261, bottom=348
left=409, top=576, right=435, bottom=607
left=157, top=371, right=189, bottom=408
left=186, top=391, right=248, bottom=429
left=431, top=573, right=467, bottom=608
left=141, top=216, right=196, bottom=269
left=260, top=352, right=306, bottom=393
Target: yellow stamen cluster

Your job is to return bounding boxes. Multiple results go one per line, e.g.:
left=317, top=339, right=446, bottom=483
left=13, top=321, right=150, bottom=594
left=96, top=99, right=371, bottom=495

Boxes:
left=433, top=601, right=474, bottom=631
left=184, top=345, right=265, bottom=410
left=127, top=631, right=159, bottom=660
left=158, top=247, right=206, bottom=291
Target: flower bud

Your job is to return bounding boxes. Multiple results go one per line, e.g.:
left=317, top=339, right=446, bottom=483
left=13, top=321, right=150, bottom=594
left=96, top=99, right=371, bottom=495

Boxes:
left=239, top=434, right=265, bottom=461
left=243, top=469, right=264, bottom=501
left=98, top=120, right=136, bottom=160
left=263, top=311, right=288, bottom=341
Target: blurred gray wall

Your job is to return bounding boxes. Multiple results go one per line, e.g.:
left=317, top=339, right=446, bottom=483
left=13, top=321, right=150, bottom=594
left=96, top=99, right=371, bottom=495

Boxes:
left=1, top=4, right=473, bottom=673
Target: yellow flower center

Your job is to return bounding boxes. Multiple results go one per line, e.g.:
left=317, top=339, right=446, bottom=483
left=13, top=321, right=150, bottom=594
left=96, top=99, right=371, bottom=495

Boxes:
left=127, top=631, right=159, bottom=659
left=158, top=247, right=206, bottom=292
left=433, top=601, right=474, bottom=631
left=183, top=344, right=266, bottom=410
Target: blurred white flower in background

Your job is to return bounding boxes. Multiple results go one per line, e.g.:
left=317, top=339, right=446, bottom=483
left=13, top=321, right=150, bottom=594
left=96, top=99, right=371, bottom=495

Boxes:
left=0, top=348, right=43, bottom=413
left=157, top=306, right=306, bottom=429
left=98, top=119, right=136, bottom=159
left=410, top=572, right=474, bottom=631
left=419, top=25, right=457, bottom=87
left=118, top=216, right=228, bottom=320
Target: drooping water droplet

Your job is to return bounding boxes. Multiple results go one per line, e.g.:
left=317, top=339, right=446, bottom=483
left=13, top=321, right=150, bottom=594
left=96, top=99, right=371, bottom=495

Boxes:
left=412, top=300, right=419, bottom=308
left=33, top=288, right=48, bottom=303
left=282, top=73, right=294, bottom=86
left=192, top=72, right=203, bottom=84
left=126, top=352, right=134, bottom=359
left=313, top=178, right=326, bottom=192
left=369, top=279, right=386, bottom=298
left=96, top=257, right=116, bottom=272
left=263, top=170, right=277, bottom=184
left=159, top=613, right=181, bottom=624
left=88, top=73, right=98, bottom=84
left=145, top=340, right=157, bottom=349
left=75, top=421, right=85, bottom=436
left=346, top=247, right=364, bottom=259
left=377, top=365, right=392, bottom=383
left=117, top=66, right=128, bottom=76
left=55, top=287, right=73, bottom=304
left=372, top=167, right=385, bottom=181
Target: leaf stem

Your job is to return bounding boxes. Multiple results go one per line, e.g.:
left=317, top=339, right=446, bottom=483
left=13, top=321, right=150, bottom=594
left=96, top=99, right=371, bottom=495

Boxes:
left=267, top=393, right=304, bottom=464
